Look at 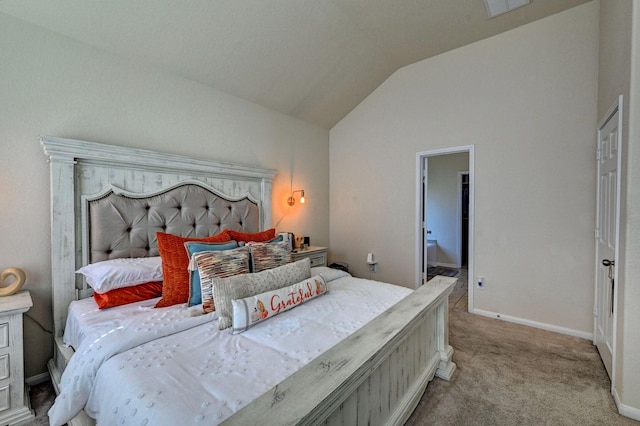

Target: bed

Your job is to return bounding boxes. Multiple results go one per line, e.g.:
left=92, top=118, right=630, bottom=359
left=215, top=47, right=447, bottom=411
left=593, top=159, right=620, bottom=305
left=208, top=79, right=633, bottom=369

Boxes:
left=41, top=136, right=456, bottom=425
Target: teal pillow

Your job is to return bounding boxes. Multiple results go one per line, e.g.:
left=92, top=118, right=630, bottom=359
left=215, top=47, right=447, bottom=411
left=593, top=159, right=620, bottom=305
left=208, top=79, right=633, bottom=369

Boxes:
left=185, top=240, right=239, bottom=306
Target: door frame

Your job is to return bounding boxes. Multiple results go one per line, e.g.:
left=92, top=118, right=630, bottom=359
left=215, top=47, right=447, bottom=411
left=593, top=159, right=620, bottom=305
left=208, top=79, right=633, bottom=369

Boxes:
left=456, top=171, right=469, bottom=269
left=594, top=94, right=622, bottom=387
left=415, top=145, right=475, bottom=310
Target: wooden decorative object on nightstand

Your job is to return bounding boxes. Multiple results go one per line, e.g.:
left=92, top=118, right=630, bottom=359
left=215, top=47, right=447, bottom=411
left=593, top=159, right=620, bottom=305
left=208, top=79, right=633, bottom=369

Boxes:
left=0, top=291, right=34, bottom=425
left=291, top=246, right=328, bottom=267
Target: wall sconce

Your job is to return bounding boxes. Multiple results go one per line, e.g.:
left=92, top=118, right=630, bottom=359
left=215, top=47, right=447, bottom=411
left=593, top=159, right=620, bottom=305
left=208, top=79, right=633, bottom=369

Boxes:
left=287, top=190, right=305, bottom=206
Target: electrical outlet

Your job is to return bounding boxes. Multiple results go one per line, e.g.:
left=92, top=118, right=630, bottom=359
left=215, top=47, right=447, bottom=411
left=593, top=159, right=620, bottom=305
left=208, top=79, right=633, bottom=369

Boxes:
left=477, top=277, right=485, bottom=290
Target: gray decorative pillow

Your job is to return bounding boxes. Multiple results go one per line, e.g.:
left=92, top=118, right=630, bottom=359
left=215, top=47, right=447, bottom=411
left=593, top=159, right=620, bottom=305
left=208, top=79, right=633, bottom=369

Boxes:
left=247, top=241, right=292, bottom=272
left=213, top=257, right=311, bottom=330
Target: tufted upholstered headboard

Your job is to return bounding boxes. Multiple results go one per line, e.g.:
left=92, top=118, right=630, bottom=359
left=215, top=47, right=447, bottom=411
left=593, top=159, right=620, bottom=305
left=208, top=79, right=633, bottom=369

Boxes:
left=86, top=182, right=260, bottom=263
left=42, top=136, right=276, bottom=339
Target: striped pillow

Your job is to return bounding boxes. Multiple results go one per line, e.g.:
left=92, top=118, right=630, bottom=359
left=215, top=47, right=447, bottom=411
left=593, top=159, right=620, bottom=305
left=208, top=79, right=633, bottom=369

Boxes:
left=193, top=246, right=250, bottom=313
left=247, top=241, right=292, bottom=272
left=185, top=240, right=239, bottom=306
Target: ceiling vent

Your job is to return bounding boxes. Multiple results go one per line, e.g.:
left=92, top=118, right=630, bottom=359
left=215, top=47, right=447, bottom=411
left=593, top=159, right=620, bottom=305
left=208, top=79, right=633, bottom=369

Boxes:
left=483, top=0, right=532, bottom=18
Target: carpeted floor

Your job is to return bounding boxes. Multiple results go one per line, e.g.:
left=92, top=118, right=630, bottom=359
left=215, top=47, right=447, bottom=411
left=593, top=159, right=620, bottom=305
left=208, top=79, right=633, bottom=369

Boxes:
left=21, top=271, right=638, bottom=425
left=406, top=271, right=638, bottom=426
left=20, top=380, right=54, bottom=425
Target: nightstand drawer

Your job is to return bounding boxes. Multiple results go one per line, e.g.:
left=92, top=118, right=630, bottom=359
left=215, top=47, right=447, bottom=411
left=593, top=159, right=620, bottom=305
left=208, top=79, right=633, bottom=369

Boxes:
left=308, top=253, right=327, bottom=267
left=291, top=246, right=328, bottom=267
left=0, top=355, right=9, bottom=381
left=0, top=291, right=34, bottom=424
left=0, top=385, right=9, bottom=412
left=0, top=323, right=8, bottom=349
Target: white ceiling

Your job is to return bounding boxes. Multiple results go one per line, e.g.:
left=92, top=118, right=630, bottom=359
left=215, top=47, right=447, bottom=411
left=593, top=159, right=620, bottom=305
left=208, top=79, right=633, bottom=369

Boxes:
left=0, top=0, right=591, bottom=129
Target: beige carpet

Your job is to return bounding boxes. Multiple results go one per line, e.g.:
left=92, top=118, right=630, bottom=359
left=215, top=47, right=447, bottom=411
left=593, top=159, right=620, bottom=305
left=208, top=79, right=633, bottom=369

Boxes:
left=406, top=273, right=638, bottom=426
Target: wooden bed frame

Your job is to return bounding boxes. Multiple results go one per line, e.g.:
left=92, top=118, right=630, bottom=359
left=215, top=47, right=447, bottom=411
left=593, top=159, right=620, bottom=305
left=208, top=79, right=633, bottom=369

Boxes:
left=42, top=136, right=456, bottom=425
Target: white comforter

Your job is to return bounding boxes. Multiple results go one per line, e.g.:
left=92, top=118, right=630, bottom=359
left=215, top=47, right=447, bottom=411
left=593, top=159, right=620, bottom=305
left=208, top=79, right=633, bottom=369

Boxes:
left=49, top=269, right=412, bottom=426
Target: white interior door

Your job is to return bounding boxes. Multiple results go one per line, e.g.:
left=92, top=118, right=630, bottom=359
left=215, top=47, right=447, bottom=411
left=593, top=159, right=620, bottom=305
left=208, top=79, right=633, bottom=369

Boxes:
left=594, top=101, right=621, bottom=379
left=421, top=157, right=430, bottom=284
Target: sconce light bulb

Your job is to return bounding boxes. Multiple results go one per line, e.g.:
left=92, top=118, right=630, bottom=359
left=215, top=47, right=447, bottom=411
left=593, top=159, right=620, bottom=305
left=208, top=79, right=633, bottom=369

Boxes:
left=287, top=190, right=305, bottom=206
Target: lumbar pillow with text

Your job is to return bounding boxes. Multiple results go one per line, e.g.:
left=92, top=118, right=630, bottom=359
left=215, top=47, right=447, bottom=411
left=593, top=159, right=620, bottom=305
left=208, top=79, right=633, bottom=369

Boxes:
left=231, top=274, right=327, bottom=333
left=212, top=257, right=311, bottom=329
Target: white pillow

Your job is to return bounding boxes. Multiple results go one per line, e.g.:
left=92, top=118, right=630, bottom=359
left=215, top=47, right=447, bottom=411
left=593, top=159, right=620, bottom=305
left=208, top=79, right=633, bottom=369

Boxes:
left=310, top=266, right=350, bottom=282
left=231, top=274, right=327, bottom=334
left=76, top=257, right=163, bottom=293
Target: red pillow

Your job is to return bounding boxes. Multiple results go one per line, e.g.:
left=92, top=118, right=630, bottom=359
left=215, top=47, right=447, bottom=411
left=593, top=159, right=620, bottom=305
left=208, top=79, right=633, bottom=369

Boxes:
left=155, top=232, right=232, bottom=308
left=93, top=281, right=163, bottom=309
left=225, top=228, right=276, bottom=243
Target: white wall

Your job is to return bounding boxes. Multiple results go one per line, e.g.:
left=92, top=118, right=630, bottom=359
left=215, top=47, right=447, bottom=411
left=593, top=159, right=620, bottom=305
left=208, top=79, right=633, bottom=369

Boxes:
left=330, top=2, right=599, bottom=336
left=624, top=20, right=640, bottom=413
left=598, top=0, right=640, bottom=417
left=0, top=13, right=329, bottom=378
left=623, top=3, right=640, bottom=409
left=427, top=153, right=469, bottom=267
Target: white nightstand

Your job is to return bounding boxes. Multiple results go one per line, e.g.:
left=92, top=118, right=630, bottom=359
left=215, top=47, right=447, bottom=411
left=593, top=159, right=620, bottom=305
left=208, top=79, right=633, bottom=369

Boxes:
left=291, top=246, right=328, bottom=267
left=0, top=291, right=34, bottom=425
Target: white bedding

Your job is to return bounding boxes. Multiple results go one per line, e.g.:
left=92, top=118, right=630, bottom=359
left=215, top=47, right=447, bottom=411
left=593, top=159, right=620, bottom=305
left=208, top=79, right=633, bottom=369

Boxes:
left=63, top=296, right=162, bottom=350
left=49, top=268, right=412, bottom=426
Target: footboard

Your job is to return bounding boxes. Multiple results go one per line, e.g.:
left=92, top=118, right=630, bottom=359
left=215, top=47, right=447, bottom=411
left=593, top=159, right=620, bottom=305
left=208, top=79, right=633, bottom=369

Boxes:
left=227, top=276, right=456, bottom=425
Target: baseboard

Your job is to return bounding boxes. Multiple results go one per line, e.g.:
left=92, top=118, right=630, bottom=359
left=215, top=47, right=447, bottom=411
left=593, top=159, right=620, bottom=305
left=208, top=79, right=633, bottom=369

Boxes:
left=470, top=308, right=593, bottom=340
left=613, top=387, right=640, bottom=420
left=26, top=372, right=51, bottom=387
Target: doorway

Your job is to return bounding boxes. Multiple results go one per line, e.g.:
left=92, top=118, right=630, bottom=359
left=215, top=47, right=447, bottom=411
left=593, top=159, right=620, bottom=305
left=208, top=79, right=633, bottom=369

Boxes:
left=458, top=172, right=470, bottom=268
left=415, top=145, right=475, bottom=310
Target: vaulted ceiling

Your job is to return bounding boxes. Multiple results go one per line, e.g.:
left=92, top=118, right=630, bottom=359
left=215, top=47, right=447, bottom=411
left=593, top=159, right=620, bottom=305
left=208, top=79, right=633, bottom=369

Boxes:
left=0, top=0, right=592, bottom=129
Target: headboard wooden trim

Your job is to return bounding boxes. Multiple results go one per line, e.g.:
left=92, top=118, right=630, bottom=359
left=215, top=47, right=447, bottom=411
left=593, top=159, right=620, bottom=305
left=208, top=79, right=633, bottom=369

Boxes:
left=41, top=136, right=275, bottom=180
left=41, top=136, right=276, bottom=338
